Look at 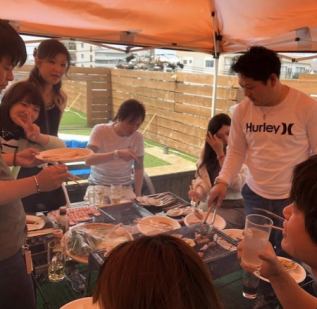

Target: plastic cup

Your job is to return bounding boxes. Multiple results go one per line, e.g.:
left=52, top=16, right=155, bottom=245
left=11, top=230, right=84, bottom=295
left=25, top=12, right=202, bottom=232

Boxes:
left=110, top=184, right=123, bottom=204
left=242, top=270, right=260, bottom=299
left=242, top=214, right=273, bottom=269
left=47, top=239, right=65, bottom=282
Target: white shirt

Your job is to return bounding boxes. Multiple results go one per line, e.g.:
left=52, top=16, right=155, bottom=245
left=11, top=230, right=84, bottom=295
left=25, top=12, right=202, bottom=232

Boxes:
left=88, top=123, right=144, bottom=186
left=219, top=87, right=317, bottom=199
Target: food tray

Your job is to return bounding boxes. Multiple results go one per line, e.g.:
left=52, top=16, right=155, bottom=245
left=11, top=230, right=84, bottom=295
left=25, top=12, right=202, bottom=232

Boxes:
left=136, top=192, right=190, bottom=213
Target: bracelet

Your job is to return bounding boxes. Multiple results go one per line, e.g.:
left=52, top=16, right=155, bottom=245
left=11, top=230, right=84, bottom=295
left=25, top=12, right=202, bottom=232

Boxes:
left=33, top=176, right=41, bottom=193
left=113, top=149, right=119, bottom=159
left=214, top=177, right=229, bottom=187
left=13, top=150, right=17, bottom=166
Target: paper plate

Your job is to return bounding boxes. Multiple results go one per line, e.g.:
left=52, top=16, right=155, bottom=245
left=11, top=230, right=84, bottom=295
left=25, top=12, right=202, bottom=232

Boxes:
left=36, top=147, right=93, bottom=163
left=184, top=211, right=226, bottom=230
left=26, top=215, right=46, bottom=231
left=214, top=229, right=244, bottom=251
left=63, top=223, right=133, bottom=264
left=60, top=297, right=100, bottom=309
left=137, top=216, right=181, bottom=236
left=166, top=206, right=192, bottom=217
left=254, top=256, right=306, bottom=284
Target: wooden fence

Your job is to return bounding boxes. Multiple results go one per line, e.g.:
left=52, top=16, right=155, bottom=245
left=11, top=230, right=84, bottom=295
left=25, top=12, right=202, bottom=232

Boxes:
left=111, top=69, right=239, bottom=156
left=12, top=66, right=317, bottom=157
left=14, top=65, right=112, bottom=127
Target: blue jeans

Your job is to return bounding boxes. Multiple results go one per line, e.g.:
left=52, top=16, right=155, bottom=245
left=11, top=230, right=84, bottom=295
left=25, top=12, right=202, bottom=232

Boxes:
left=0, top=250, right=36, bottom=309
left=241, top=184, right=290, bottom=253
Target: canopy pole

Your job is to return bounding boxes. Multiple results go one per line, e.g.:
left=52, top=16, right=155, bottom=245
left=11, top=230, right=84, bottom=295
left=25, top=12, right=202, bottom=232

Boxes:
left=211, top=10, right=221, bottom=117
left=211, top=56, right=219, bottom=117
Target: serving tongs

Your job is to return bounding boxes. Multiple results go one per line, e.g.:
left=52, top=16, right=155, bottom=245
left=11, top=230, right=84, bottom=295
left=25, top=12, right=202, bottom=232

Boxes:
left=199, top=205, right=217, bottom=235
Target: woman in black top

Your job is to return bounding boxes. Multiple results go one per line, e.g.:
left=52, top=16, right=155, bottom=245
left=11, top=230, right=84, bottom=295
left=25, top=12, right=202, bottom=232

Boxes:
left=18, top=39, right=71, bottom=213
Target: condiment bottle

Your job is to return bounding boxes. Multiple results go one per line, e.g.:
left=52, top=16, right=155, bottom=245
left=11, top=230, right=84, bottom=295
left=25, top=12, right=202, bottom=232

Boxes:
left=57, top=206, right=69, bottom=233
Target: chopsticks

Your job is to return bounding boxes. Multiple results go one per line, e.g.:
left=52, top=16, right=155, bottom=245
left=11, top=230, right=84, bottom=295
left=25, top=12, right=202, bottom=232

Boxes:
left=98, top=208, right=116, bottom=221
left=271, top=225, right=284, bottom=231
left=253, top=208, right=284, bottom=231
left=66, top=175, right=83, bottom=187
left=253, top=208, right=285, bottom=222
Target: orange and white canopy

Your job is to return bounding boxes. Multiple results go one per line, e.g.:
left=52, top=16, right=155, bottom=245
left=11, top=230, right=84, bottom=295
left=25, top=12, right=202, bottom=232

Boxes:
left=1, top=0, right=317, bottom=53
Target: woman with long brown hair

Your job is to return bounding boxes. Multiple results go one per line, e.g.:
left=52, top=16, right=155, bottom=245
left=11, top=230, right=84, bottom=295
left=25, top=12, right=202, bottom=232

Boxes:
left=17, top=39, right=71, bottom=212
left=189, top=113, right=247, bottom=228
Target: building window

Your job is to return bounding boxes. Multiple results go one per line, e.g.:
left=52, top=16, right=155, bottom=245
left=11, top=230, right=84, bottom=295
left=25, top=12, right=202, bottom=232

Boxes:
left=183, top=57, right=193, bottom=65
left=81, top=54, right=84, bottom=59
left=224, top=57, right=233, bottom=72
left=68, top=42, right=76, bottom=50
left=205, top=59, right=214, bottom=68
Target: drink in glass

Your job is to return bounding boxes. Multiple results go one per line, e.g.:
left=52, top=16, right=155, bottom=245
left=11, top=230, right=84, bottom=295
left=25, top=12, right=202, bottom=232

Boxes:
left=87, top=186, right=96, bottom=206
left=94, top=186, right=105, bottom=207
left=110, top=184, right=122, bottom=204
left=241, top=214, right=273, bottom=299
left=242, top=270, right=260, bottom=299
left=242, top=214, right=273, bottom=268
left=47, top=239, right=65, bottom=282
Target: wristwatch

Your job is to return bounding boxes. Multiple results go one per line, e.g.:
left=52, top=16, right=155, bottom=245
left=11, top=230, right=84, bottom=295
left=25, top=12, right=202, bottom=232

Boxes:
left=113, top=149, right=119, bottom=159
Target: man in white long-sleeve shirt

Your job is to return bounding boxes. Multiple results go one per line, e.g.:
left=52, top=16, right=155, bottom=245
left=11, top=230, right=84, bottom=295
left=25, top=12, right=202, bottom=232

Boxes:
left=208, top=46, right=317, bottom=248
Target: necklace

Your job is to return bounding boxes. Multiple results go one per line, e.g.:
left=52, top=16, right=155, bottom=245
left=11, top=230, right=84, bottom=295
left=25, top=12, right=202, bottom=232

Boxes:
left=259, top=107, right=272, bottom=120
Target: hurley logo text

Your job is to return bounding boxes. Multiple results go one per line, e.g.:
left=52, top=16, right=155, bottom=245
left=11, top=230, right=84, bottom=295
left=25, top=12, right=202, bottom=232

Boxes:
left=245, top=122, right=294, bottom=135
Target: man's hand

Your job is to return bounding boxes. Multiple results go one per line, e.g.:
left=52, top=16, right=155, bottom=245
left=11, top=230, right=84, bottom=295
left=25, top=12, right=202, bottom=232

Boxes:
left=16, top=148, right=42, bottom=167
left=117, top=149, right=138, bottom=161
left=208, top=182, right=227, bottom=208
left=36, top=165, right=71, bottom=191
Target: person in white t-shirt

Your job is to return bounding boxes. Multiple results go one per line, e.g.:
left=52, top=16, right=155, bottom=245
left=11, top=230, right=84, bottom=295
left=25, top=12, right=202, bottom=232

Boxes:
left=208, top=46, right=317, bottom=248
left=85, top=99, right=145, bottom=201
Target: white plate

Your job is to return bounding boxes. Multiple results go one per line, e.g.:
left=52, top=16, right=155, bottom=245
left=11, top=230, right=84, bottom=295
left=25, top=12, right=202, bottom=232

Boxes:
left=214, top=229, right=244, bottom=251
left=137, top=216, right=181, bottom=236
left=26, top=215, right=45, bottom=231
left=254, top=256, right=306, bottom=284
left=60, top=297, right=100, bottom=309
left=184, top=211, right=226, bottom=230
left=63, top=223, right=133, bottom=264
left=166, top=206, right=192, bottom=217
left=36, top=147, right=93, bottom=163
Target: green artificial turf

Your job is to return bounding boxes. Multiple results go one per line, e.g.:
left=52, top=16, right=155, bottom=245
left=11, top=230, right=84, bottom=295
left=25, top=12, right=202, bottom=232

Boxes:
left=144, top=152, right=170, bottom=168
left=60, top=109, right=88, bottom=128
left=60, top=128, right=92, bottom=135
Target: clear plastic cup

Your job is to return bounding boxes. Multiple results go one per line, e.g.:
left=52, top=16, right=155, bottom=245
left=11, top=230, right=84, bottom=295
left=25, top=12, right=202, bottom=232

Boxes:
left=47, top=239, right=65, bottom=282
left=110, top=184, right=123, bottom=204
left=242, top=214, right=273, bottom=269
